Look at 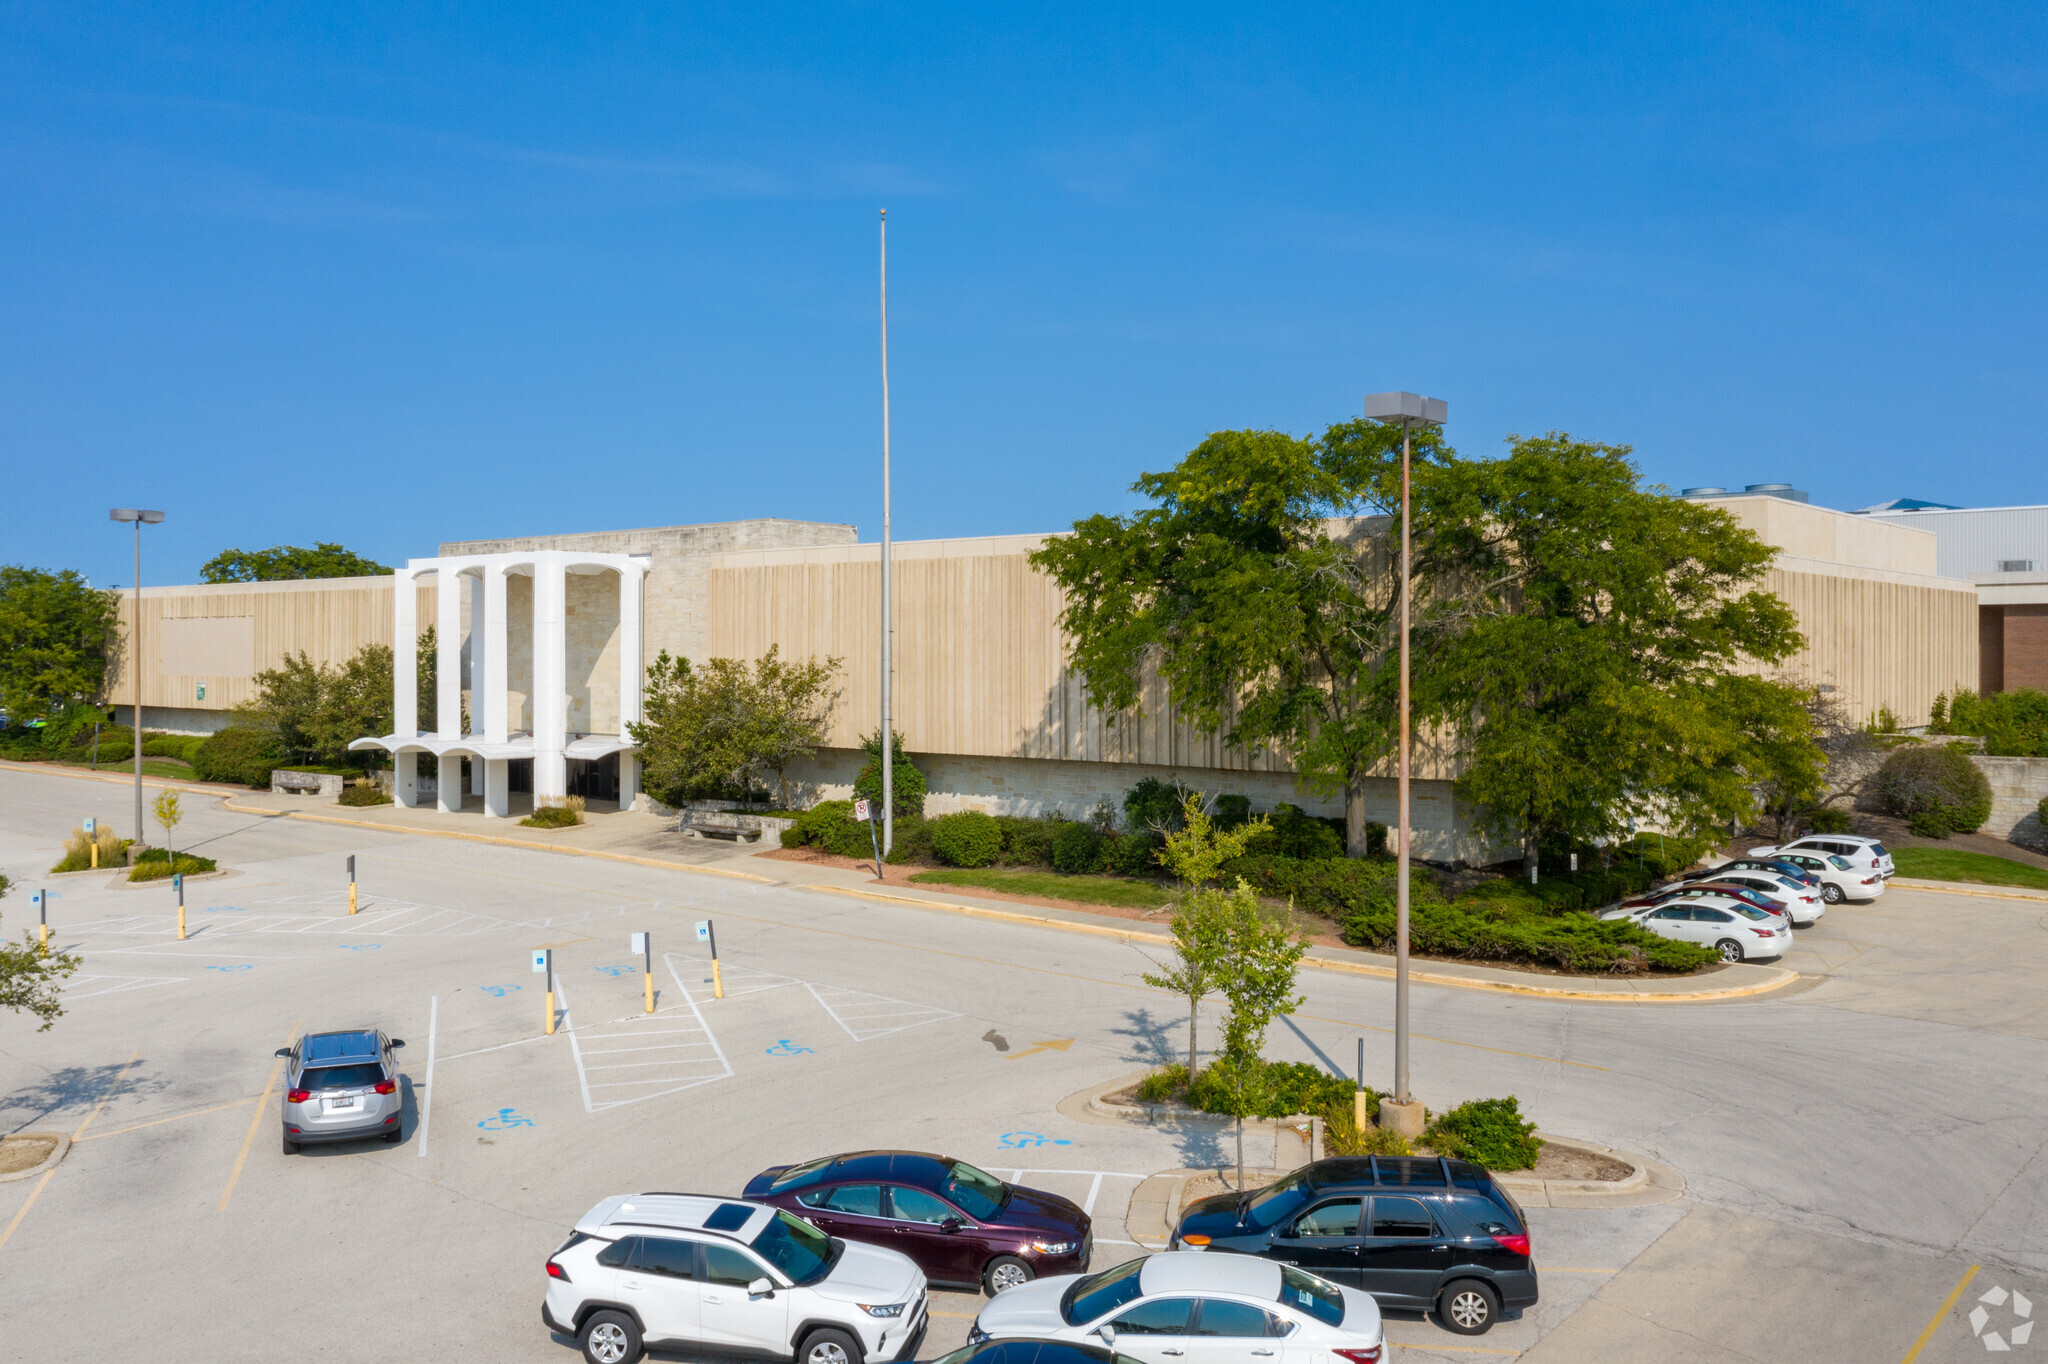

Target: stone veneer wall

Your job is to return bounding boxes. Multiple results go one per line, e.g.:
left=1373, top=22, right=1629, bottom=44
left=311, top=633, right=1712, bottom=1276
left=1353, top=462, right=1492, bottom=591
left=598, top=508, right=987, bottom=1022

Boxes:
left=778, top=748, right=1511, bottom=865
left=1971, top=755, right=2048, bottom=851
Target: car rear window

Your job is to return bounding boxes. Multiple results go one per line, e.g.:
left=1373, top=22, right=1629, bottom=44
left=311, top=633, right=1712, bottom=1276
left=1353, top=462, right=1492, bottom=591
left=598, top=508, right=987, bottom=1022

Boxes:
left=1277, top=1265, right=1344, bottom=1326
left=768, top=1157, right=835, bottom=1193
left=302, top=1032, right=378, bottom=1064
left=1869, top=843, right=1887, bottom=858
left=299, top=1063, right=383, bottom=1090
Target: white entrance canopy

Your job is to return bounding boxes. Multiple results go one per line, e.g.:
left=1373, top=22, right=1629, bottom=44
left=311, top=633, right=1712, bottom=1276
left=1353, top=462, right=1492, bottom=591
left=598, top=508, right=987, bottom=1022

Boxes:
left=353, top=549, right=650, bottom=817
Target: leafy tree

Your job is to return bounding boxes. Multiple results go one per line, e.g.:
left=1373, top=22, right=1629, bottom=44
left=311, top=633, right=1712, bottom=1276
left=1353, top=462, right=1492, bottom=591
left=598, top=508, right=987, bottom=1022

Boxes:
left=200, top=543, right=391, bottom=583
left=0, top=566, right=121, bottom=725
left=1155, top=792, right=1270, bottom=890
left=853, top=730, right=927, bottom=819
left=152, top=790, right=184, bottom=857
left=1755, top=684, right=1883, bottom=840
left=236, top=633, right=426, bottom=767
left=1421, top=434, right=1810, bottom=866
left=629, top=648, right=839, bottom=809
left=1932, top=687, right=2048, bottom=757
left=0, top=878, right=83, bottom=1031
left=1212, top=885, right=1307, bottom=1079
left=1032, top=423, right=1449, bottom=856
left=1140, top=893, right=1231, bottom=1078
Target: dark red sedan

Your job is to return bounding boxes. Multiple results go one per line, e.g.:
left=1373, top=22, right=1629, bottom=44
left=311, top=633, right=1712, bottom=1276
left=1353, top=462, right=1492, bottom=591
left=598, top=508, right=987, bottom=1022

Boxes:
left=745, top=1150, right=1091, bottom=1295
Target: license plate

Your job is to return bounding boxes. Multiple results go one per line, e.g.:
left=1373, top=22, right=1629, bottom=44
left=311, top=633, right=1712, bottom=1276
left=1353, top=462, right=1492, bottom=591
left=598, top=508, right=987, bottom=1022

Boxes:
left=325, top=1098, right=358, bottom=1111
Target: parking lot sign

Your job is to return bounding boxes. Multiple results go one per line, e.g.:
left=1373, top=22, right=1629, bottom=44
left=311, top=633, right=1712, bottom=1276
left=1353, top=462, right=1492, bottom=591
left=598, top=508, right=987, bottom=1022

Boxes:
left=853, top=798, right=871, bottom=822
left=83, top=817, right=96, bottom=836
left=695, top=921, right=710, bottom=942
left=630, top=932, right=647, bottom=954
left=532, top=949, right=548, bottom=973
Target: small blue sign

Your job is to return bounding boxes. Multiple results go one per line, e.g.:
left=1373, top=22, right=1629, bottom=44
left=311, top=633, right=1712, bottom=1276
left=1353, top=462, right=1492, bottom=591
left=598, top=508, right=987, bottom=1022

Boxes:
left=998, top=1131, right=1073, bottom=1149
left=531, top=950, right=549, bottom=974
left=477, top=1107, right=536, bottom=1130
left=764, top=1039, right=815, bottom=1057
left=479, top=984, right=521, bottom=998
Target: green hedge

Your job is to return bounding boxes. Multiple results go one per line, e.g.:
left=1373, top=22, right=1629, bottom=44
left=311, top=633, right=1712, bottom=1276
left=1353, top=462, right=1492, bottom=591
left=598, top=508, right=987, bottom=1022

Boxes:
left=932, top=811, right=1004, bottom=867
left=1050, top=821, right=1107, bottom=873
left=1136, top=1059, right=1357, bottom=1120
left=129, top=849, right=217, bottom=881
left=1424, top=1097, right=1543, bottom=1171
left=338, top=783, right=392, bottom=807
left=194, top=727, right=286, bottom=786
left=1342, top=892, right=1711, bottom=973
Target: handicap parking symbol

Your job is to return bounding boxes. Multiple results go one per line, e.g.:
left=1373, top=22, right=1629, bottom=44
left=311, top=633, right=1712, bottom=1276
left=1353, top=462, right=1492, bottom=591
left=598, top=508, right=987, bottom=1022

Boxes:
left=998, top=1131, right=1072, bottom=1149
left=479, top=985, right=521, bottom=997
left=765, top=1039, right=815, bottom=1057
left=477, top=1107, right=536, bottom=1131
left=339, top=943, right=381, bottom=951
left=594, top=964, right=631, bottom=978
left=205, top=964, right=255, bottom=973
left=205, top=905, right=248, bottom=913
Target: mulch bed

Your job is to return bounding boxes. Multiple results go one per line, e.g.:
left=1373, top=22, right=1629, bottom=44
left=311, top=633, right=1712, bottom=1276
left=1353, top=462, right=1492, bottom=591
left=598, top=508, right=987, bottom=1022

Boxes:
left=0, top=1136, right=57, bottom=1176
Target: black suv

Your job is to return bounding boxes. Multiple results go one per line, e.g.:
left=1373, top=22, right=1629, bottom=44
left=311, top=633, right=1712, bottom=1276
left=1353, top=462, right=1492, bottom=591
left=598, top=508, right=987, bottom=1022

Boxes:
left=1169, top=1156, right=1536, bottom=1335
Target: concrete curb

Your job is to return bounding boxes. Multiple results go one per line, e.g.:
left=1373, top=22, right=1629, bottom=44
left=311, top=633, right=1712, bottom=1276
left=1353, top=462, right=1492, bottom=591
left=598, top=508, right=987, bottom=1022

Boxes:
left=804, top=884, right=1802, bottom=1004
left=1888, top=876, right=2048, bottom=903
left=217, top=802, right=777, bottom=884
left=1494, top=1133, right=1685, bottom=1208
left=0, top=1133, right=70, bottom=1183
left=112, top=868, right=238, bottom=891
left=0, top=760, right=247, bottom=798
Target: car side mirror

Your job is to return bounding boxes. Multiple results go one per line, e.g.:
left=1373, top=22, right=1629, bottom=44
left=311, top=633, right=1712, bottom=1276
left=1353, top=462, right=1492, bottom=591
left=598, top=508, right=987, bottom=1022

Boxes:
left=1096, top=1325, right=1117, bottom=1347
left=273, top=1048, right=291, bottom=1058
left=747, top=1277, right=774, bottom=1298
left=940, top=1217, right=962, bottom=1233
left=390, top=1039, right=406, bottom=1048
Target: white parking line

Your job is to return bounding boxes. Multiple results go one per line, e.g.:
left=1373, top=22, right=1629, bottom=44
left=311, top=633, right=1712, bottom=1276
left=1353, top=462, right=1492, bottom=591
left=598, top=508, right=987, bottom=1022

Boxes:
left=416, top=994, right=438, bottom=1159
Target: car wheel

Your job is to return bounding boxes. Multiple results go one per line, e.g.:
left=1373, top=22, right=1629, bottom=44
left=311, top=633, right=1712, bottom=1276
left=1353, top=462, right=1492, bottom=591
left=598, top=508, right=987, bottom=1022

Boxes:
left=800, top=1327, right=864, bottom=1364
left=282, top=1133, right=299, bottom=1155
left=983, top=1255, right=1034, bottom=1295
left=1716, top=938, right=1745, bottom=963
left=1822, top=883, right=1844, bottom=904
left=579, top=1310, right=642, bottom=1364
left=1438, top=1279, right=1499, bottom=1335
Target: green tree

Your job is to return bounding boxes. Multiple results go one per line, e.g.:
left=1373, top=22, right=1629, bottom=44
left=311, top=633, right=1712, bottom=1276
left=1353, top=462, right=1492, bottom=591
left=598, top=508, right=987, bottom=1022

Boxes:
left=153, top=789, right=184, bottom=857
left=1424, top=434, right=1810, bottom=865
left=1212, top=884, right=1308, bottom=1079
left=750, top=646, right=842, bottom=809
left=236, top=633, right=424, bottom=767
left=1140, top=892, right=1231, bottom=1078
left=200, top=543, right=391, bottom=583
left=0, top=566, right=121, bottom=725
left=630, top=648, right=837, bottom=808
left=0, top=878, right=83, bottom=1031
left=1031, top=424, right=1450, bottom=855
left=1155, top=792, right=1270, bottom=891
left=853, top=730, right=927, bottom=819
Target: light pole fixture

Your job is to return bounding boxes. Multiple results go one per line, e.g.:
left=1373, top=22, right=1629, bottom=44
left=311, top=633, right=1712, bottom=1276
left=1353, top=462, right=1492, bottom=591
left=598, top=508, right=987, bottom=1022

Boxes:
left=110, top=508, right=165, bottom=852
left=1359, top=391, right=1445, bottom=1135
left=877, top=209, right=894, bottom=860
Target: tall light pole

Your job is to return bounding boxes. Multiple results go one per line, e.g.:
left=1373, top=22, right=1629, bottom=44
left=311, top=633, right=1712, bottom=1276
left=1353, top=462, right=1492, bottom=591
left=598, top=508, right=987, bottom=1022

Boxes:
left=877, top=210, right=894, bottom=856
left=109, top=508, right=166, bottom=849
left=1359, top=392, right=1444, bottom=1135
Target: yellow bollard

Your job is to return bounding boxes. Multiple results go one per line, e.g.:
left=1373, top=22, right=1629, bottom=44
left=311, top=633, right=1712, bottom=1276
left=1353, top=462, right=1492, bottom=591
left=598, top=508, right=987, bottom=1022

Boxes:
left=1354, top=1089, right=1370, bottom=1134
left=712, top=959, right=725, bottom=1000
left=644, top=971, right=655, bottom=1014
left=349, top=882, right=357, bottom=915
left=545, top=990, right=556, bottom=1036
left=90, top=842, right=98, bottom=870
left=39, top=923, right=49, bottom=952
left=178, top=903, right=186, bottom=941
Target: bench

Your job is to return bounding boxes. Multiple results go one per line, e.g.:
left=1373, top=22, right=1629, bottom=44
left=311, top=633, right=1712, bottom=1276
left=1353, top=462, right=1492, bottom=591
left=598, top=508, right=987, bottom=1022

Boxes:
left=680, top=821, right=765, bottom=843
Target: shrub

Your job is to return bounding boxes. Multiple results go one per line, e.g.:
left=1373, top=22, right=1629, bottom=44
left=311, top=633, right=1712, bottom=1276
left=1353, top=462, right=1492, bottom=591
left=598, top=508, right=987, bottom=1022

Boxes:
left=1243, top=804, right=1348, bottom=861
left=1874, top=744, right=1993, bottom=833
left=51, top=824, right=125, bottom=872
left=994, top=815, right=1061, bottom=867
left=932, top=811, right=1003, bottom=867
left=194, top=726, right=287, bottom=786
left=2040, top=795, right=2048, bottom=825
left=1210, top=794, right=1252, bottom=829
left=884, top=816, right=935, bottom=864
left=1183, top=1058, right=1354, bottom=1119
left=522, top=796, right=585, bottom=829
left=338, top=781, right=392, bottom=807
left=853, top=731, right=927, bottom=818
left=1804, top=807, right=1854, bottom=835
left=1102, top=832, right=1164, bottom=876
left=1908, top=808, right=1953, bottom=839
left=1123, top=777, right=1193, bottom=835
left=1423, top=1097, right=1542, bottom=1171
left=129, top=849, right=217, bottom=882
left=787, top=800, right=885, bottom=859
left=1050, top=820, right=1107, bottom=874
left=1934, top=686, right=2048, bottom=757
left=143, top=734, right=209, bottom=764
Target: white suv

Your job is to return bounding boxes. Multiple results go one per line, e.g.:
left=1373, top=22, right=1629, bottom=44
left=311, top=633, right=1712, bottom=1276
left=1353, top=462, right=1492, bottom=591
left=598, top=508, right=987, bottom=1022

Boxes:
left=1751, top=835, right=1893, bottom=880
left=543, top=1193, right=928, bottom=1364
left=1748, top=837, right=1892, bottom=903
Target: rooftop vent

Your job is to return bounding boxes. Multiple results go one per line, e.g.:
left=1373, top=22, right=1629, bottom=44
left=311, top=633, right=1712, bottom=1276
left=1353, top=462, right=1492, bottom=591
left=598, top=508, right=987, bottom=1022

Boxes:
left=1680, top=487, right=1728, bottom=497
left=2000, top=560, right=2036, bottom=574
left=1744, top=483, right=1810, bottom=503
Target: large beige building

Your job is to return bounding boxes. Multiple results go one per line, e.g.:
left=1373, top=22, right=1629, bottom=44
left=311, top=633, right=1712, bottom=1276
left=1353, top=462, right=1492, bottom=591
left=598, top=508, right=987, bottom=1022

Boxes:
left=107, top=493, right=1981, bottom=861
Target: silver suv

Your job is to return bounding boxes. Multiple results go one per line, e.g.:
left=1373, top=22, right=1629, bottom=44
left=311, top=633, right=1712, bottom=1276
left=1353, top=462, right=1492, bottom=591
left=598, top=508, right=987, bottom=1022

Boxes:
left=277, top=1029, right=406, bottom=1153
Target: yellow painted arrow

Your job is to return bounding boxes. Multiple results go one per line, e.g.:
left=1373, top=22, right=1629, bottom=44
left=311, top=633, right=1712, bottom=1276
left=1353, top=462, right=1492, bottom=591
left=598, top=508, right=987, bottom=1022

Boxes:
left=1004, top=1038, right=1076, bottom=1061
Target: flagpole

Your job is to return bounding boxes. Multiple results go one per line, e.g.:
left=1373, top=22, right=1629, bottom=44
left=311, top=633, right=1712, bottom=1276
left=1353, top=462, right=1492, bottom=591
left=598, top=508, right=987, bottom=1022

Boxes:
left=879, top=209, right=894, bottom=858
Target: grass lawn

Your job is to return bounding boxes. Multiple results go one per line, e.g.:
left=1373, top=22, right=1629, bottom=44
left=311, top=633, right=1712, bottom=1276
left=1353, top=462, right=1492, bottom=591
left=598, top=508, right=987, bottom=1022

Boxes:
left=908, top=867, right=1179, bottom=910
left=1892, top=846, right=2048, bottom=892
left=62, top=758, right=197, bottom=779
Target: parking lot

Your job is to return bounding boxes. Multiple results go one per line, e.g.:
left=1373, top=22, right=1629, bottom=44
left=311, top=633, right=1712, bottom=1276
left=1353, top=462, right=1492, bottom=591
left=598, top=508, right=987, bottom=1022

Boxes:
left=2, top=767, right=2045, bottom=1362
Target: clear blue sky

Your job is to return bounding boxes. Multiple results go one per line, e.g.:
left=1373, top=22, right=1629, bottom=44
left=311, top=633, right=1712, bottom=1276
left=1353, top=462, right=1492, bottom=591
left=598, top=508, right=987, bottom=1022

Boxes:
left=5, top=2, right=2044, bottom=588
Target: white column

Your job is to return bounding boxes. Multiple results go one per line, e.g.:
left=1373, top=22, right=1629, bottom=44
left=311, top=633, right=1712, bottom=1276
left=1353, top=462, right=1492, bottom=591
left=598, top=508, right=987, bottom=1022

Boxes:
left=484, top=758, right=510, bottom=818
left=435, top=568, right=464, bottom=813
left=393, top=567, right=420, bottom=808
left=484, top=564, right=509, bottom=744
left=617, top=564, right=644, bottom=810
left=534, top=556, right=568, bottom=803
left=467, top=572, right=485, bottom=796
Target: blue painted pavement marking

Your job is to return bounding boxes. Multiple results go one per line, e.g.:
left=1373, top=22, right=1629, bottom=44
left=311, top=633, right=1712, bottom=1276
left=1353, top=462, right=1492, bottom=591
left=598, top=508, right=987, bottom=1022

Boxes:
left=594, top=964, right=632, bottom=978
left=205, top=964, right=255, bottom=973
left=477, top=1107, right=537, bottom=1130
left=764, top=1039, right=815, bottom=1057
left=998, top=1131, right=1072, bottom=1148
left=479, top=985, right=521, bottom=997
left=339, top=943, right=381, bottom=951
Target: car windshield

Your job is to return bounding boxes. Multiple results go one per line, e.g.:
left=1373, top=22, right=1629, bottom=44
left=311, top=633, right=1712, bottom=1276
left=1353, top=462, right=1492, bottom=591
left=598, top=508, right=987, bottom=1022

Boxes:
left=1729, top=903, right=1773, bottom=921
left=942, top=1161, right=1010, bottom=1220
left=1827, top=855, right=1853, bottom=870
left=1244, top=1170, right=1311, bottom=1228
left=299, top=1063, right=383, bottom=1091
left=1062, top=1258, right=1146, bottom=1325
left=1277, top=1265, right=1344, bottom=1326
left=750, top=1210, right=838, bottom=1285
left=768, top=1157, right=836, bottom=1193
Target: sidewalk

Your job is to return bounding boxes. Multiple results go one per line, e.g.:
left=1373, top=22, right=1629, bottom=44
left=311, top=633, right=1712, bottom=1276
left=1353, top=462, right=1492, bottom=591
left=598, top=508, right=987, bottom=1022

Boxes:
left=199, top=786, right=1800, bottom=1004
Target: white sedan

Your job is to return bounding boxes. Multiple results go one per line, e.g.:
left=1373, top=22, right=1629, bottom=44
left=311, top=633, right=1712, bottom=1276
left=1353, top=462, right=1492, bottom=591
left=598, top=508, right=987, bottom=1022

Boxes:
left=971, top=1252, right=1386, bottom=1364
left=1603, top=895, right=1791, bottom=962
left=1747, top=849, right=1887, bottom=904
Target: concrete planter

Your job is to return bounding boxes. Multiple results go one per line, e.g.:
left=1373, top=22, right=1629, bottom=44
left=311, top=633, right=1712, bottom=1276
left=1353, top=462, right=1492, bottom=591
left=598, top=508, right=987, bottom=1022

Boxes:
left=271, top=769, right=346, bottom=798
left=679, top=811, right=796, bottom=844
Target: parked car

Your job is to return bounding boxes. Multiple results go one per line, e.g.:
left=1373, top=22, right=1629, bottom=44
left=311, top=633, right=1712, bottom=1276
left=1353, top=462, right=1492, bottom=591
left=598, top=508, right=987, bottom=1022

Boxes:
left=543, top=1192, right=928, bottom=1364
left=970, top=1251, right=1387, bottom=1362
left=931, top=1338, right=1150, bottom=1364
left=1168, top=1156, right=1535, bottom=1336
left=1685, top=858, right=1823, bottom=890
left=1615, top=883, right=1794, bottom=924
left=277, top=1028, right=405, bottom=1152
left=1748, top=850, right=1886, bottom=904
left=1751, top=834, right=1893, bottom=880
left=746, top=1151, right=1090, bottom=1295
left=1614, top=898, right=1790, bottom=961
